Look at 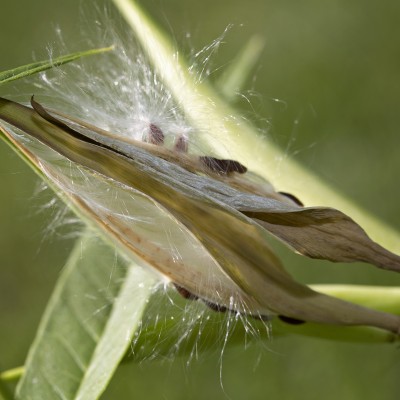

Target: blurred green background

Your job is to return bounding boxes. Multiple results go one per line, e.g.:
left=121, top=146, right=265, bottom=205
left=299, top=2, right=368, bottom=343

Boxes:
left=1, top=0, right=400, bottom=399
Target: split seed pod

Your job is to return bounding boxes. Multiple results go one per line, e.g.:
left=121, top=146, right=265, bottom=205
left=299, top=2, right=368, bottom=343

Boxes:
left=1, top=96, right=400, bottom=334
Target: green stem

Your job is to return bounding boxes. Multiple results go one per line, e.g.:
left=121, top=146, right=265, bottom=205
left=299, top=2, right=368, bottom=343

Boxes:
left=0, top=367, right=24, bottom=383
left=0, top=46, right=114, bottom=85
left=217, top=34, right=265, bottom=101
left=272, top=320, right=397, bottom=343
left=311, top=285, right=400, bottom=315
left=0, top=366, right=23, bottom=400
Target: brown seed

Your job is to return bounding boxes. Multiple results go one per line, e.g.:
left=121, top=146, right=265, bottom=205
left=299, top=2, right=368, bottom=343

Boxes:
left=173, top=283, right=199, bottom=301
left=278, top=315, right=305, bottom=325
left=199, top=156, right=247, bottom=175
left=278, top=192, right=304, bottom=206
left=174, top=135, right=189, bottom=153
left=148, top=123, right=164, bottom=145
left=203, top=300, right=228, bottom=313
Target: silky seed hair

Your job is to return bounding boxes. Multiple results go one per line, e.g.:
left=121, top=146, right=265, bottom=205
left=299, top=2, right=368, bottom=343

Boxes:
left=8, top=9, right=272, bottom=362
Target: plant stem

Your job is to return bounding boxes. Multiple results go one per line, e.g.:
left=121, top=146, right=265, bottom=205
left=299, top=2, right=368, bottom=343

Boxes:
left=311, top=285, right=400, bottom=315
left=0, top=367, right=24, bottom=383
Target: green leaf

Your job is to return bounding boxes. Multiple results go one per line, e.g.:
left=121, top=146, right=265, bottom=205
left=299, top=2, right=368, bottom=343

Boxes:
left=0, top=367, right=24, bottom=383
left=217, top=35, right=265, bottom=101
left=16, top=232, right=156, bottom=400
left=0, top=46, right=113, bottom=86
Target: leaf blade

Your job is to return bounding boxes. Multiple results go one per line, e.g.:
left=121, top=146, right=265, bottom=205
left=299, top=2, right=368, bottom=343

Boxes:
left=74, top=263, right=156, bottom=400
left=217, top=35, right=265, bottom=101
left=16, top=232, right=156, bottom=400
left=0, top=47, right=113, bottom=85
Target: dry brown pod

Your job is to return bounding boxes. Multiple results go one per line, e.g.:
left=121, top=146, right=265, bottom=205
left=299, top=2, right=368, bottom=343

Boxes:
left=1, top=96, right=400, bottom=334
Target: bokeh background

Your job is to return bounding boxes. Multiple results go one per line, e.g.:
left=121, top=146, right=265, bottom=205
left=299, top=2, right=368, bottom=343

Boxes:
left=1, top=0, right=400, bottom=399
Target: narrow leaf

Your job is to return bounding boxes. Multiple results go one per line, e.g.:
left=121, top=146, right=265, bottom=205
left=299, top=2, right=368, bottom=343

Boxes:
left=16, top=232, right=156, bottom=400
left=217, top=35, right=265, bottom=101
left=0, top=46, right=113, bottom=85
left=310, top=285, right=400, bottom=314
left=74, top=263, right=156, bottom=400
